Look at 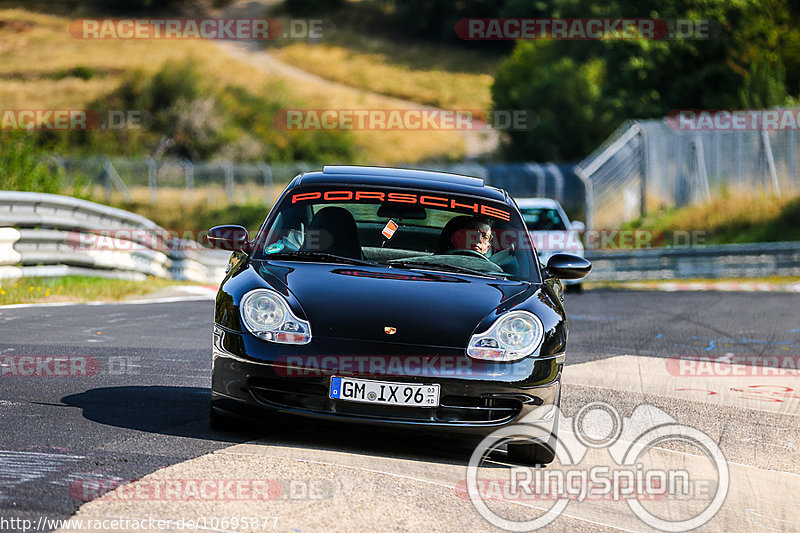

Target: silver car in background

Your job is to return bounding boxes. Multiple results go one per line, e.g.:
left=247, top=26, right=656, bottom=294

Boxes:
left=515, top=198, right=586, bottom=292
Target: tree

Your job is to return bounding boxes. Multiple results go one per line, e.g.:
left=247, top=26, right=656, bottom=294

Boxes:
left=492, top=41, right=611, bottom=161
left=491, top=0, right=800, bottom=161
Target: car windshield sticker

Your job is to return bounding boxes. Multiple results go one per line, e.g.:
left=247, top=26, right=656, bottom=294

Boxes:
left=266, top=241, right=285, bottom=254
left=289, top=189, right=511, bottom=221
left=381, top=220, right=398, bottom=240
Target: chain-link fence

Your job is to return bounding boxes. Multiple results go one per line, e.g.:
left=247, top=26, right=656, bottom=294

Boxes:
left=576, top=117, right=800, bottom=228
left=54, top=156, right=587, bottom=220
left=55, top=114, right=799, bottom=229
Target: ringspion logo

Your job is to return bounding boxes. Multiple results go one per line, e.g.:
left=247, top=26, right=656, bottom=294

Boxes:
left=466, top=402, right=729, bottom=531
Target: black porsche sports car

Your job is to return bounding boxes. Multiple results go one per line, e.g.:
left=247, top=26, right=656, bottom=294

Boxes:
left=207, top=166, right=590, bottom=464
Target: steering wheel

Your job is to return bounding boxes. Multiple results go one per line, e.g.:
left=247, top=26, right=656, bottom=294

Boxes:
left=444, top=248, right=490, bottom=259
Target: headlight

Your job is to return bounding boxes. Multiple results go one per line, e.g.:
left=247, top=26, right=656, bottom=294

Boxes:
left=240, top=289, right=311, bottom=344
left=467, top=310, right=543, bottom=362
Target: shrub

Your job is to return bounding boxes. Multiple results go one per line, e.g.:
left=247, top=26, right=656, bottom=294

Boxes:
left=0, top=132, right=63, bottom=193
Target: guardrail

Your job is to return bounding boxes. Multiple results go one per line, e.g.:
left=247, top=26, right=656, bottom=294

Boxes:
left=0, top=191, right=230, bottom=283
left=3, top=191, right=797, bottom=283
left=585, top=241, right=800, bottom=281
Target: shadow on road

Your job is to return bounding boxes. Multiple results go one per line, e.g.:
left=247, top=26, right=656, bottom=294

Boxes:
left=62, top=386, right=490, bottom=467
left=61, top=386, right=265, bottom=443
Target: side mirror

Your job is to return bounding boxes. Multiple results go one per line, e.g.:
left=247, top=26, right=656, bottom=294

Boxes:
left=546, top=253, right=591, bottom=280
left=570, top=220, right=586, bottom=231
left=207, top=225, right=249, bottom=252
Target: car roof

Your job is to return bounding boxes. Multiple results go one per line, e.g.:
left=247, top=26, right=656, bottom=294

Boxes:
left=291, top=166, right=509, bottom=203
left=514, top=197, right=564, bottom=209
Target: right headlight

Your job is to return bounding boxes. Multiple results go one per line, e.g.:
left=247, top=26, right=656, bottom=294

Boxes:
left=467, top=310, right=544, bottom=362
left=240, top=289, right=311, bottom=344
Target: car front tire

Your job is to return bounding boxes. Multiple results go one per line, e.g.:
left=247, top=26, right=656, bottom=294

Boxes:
left=506, top=432, right=557, bottom=465
left=506, top=391, right=561, bottom=466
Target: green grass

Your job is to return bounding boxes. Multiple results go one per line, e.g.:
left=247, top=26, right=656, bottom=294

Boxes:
left=623, top=192, right=800, bottom=245
left=0, top=276, right=188, bottom=305
left=113, top=199, right=270, bottom=236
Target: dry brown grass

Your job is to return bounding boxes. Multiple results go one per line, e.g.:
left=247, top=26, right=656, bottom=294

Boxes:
left=626, top=186, right=800, bottom=244
left=0, top=8, right=465, bottom=163
left=271, top=43, right=494, bottom=113
left=119, top=184, right=286, bottom=207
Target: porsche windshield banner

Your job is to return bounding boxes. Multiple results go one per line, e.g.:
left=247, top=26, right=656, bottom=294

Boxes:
left=288, top=188, right=512, bottom=222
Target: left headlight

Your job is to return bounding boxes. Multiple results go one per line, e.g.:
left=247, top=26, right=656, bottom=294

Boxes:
left=240, top=289, right=311, bottom=344
left=467, top=310, right=544, bottom=362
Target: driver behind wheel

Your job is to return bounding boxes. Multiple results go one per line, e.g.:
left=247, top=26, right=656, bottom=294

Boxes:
left=441, top=216, right=493, bottom=256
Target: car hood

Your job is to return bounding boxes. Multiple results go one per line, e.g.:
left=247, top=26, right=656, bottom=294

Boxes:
left=256, top=261, right=532, bottom=349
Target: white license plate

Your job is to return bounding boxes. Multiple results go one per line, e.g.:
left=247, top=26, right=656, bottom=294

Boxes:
left=329, top=376, right=440, bottom=407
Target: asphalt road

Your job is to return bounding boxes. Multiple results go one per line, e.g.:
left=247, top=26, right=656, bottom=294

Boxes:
left=1, top=290, right=798, bottom=532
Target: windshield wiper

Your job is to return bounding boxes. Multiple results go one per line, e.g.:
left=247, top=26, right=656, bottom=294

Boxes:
left=386, top=260, right=504, bottom=278
left=265, top=251, right=373, bottom=266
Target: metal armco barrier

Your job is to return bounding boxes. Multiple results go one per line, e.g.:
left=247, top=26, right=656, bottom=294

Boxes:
left=3, top=192, right=797, bottom=283
left=0, top=191, right=229, bottom=283
left=586, top=241, right=800, bottom=281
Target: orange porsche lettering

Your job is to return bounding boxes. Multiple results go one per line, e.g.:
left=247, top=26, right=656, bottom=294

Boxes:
left=419, top=195, right=449, bottom=208
left=355, top=191, right=385, bottom=201
left=323, top=190, right=354, bottom=201
left=292, top=191, right=322, bottom=203
left=450, top=199, right=480, bottom=214
left=480, top=204, right=511, bottom=221
left=291, top=189, right=512, bottom=221
left=386, top=192, right=417, bottom=203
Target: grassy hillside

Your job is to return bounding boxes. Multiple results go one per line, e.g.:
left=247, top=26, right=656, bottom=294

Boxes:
left=260, top=3, right=498, bottom=115
left=0, top=8, right=465, bottom=164
left=267, top=37, right=496, bottom=114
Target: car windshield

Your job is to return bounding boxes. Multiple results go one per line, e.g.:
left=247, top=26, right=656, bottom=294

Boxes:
left=519, top=207, right=567, bottom=231
left=254, top=185, right=540, bottom=282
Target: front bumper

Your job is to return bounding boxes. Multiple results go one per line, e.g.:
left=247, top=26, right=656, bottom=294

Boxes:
left=211, top=325, right=562, bottom=435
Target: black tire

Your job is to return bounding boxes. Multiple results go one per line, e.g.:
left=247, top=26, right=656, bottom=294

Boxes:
left=506, top=431, right=557, bottom=466
left=507, top=392, right=561, bottom=466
